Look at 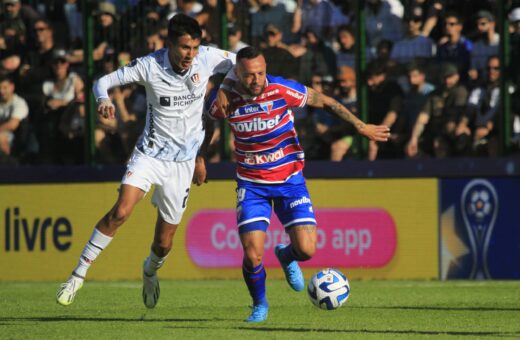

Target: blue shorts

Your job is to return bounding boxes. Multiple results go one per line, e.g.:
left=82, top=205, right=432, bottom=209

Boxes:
left=236, top=172, right=317, bottom=234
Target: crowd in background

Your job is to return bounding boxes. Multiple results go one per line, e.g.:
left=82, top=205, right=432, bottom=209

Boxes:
left=1, top=0, right=520, bottom=165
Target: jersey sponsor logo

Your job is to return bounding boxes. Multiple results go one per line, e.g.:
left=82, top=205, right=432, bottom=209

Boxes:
left=289, top=196, right=311, bottom=209
left=159, top=96, right=171, bottom=106
left=230, top=115, right=280, bottom=132
left=286, top=89, right=304, bottom=100
left=244, top=106, right=261, bottom=114
left=158, top=93, right=204, bottom=107
left=244, top=148, right=284, bottom=165
left=259, top=89, right=279, bottom=99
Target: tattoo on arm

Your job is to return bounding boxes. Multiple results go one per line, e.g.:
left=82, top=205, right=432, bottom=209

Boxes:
left=328, top=99, right=365, bottom=131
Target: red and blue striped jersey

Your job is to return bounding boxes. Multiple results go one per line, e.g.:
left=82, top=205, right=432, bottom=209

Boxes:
left=207, top=75, right=308, bottom=183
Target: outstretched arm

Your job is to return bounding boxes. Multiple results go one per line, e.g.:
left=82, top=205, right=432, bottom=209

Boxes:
left=305, top=87, right=390, bottom=142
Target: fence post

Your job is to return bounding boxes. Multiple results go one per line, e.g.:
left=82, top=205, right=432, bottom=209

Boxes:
left=355, top=0, right=368, bottom=158
left=82, top=0, right=96, bottom=165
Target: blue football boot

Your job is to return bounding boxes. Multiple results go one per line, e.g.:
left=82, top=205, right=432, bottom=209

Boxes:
left=274, top=244, right=305, bottom=292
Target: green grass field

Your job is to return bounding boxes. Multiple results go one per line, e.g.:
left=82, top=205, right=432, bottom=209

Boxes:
left=1, top=280, right=519, bottom=339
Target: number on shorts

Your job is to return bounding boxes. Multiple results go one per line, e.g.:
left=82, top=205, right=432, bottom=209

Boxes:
left=182, top=188, right=190, bottom=208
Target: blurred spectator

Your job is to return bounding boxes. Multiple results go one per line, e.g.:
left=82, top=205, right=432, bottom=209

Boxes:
left=365, top=0, right=403, bottom=47
left=18, top=19, right=59, bottom=118
left=406, top=63, right=468, bottom=158
left=404, top=0, right=445, bottom=38
left=0, top=49, right=21, bottom=80
left=288, top=29, right=332, bottom=85
left=170, top=0, right=203, bottom=18
left=0, top=0, right=40, bottom=50
left=398, top=63, right=435, bottom=157
left=36, top=49, right=84, bottom=163
left=303, top=29, right=336, bottom=78
left=63, top=0, right=83, bottom=46
left=250, top=0, right=292, bottom=46
left=366, top=61, right=403, bottom=160
left=306, top=73, right=336, bottom=159
left=261, top=24, right=297, bottom=79
left=227, top=24, right=248, bottom=54
left=510, top=7, right=520, bottom=86
left=67, top=2, right=120, bottom=66
left=436, top=12, right=472, bottom=83
left=458, top=56, right=501, bottom=156
left=469, top=10, right=499, bottom=83
left=292, top=0, right=349, bottom=43
left=389, top=14, right=436, bottom=64
left=196, top=0, right=240, bottom=46
left=335, top=25, right=355, bottom=69
left=330, top=66, right=358, bottom=161
left=0, top=75, right=28, bottom=161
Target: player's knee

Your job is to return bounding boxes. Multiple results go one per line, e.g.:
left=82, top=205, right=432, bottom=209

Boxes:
left=152, top=242, right=172, bottom=257
left=110, top=205, right=132, bottom=225
left=244, top=248, right=264, bottom=267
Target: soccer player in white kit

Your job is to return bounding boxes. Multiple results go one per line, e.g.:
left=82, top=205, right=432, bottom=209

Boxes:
left=56, top=14, right=236, bottom=308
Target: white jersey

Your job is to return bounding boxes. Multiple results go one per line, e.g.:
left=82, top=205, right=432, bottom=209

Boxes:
left=93, top=46, right=235, bottom=161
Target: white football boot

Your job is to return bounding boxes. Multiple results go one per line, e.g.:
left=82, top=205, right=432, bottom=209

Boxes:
left=56, top=275, right=84, bottom=306
left=142, top=259, right=160, bottom=309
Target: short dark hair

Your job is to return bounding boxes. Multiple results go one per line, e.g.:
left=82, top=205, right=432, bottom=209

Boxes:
left=167, top=14, right=202, bottom=42
left=444, top=11, right=463, bottom=24
left=236, top=46, right=262, bottom=61
left=0, top=75, right=14, bottom=84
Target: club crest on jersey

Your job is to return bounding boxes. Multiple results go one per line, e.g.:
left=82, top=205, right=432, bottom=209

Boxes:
left=190, top=73, right=200, bottom=84
left=259, top=101, right=273, bottom=113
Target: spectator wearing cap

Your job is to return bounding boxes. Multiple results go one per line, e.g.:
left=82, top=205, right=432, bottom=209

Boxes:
left=389, top=13, right=436, bottom=64
left=227, top=24, right=248, bottom=54
left=366, top=61, right=403, bottom=160
left=469, top=10, right=499, bottom=83
left=510, top=7, right=520, bottom=85
left=406, top=62, right=468, bottom=158
left=292, top=0, right=349, bottom=43
left=36, top=49, right=84, bottom=163
left=0, top=75, right=28, bottom=160
left=457, top=56, right=502, bottom=157
left=92, top=2, right=120, bottom=65
left=261, top=23, right=298, bottom=79
left=250, top=0, right=292, bottom=46
left=405, top=0, right=445, bottom=39
left=436, top=12, right=472, bottom=83
left=365, top=0, right=403, bottom=47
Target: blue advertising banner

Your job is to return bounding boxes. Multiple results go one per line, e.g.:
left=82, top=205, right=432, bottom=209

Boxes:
left=440, top=178, right=520, bottom=279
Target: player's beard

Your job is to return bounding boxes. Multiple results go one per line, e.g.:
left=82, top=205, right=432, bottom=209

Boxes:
left=246, top=83, right=265, bottom=97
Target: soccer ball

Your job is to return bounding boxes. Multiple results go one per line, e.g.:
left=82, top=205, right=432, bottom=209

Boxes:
left=307, top=268, right=350, bottom=310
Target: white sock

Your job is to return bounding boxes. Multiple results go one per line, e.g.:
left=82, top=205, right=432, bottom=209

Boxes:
left=72, top=228, right=113, bottom=279
left=144, top=249, right=168, bottom=276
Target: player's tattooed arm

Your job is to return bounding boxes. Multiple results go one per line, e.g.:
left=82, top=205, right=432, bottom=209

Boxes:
left=305, top=87, right=364, bottom=130
left=305, top=87, right=390, bottom=142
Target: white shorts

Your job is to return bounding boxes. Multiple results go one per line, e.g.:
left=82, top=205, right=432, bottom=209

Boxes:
left=122, top=149, right=195, bottom=224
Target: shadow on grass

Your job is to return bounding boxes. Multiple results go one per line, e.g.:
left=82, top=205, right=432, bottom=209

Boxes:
left=0, top=316, right=228, bottom=323
left=167, top=325, right=520, bottom=337
left=352, top=305, right=520, bottom=312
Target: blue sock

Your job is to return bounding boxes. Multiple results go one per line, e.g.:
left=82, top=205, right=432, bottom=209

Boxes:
left=278, top=244, right=303, bottom=264
left=242, top=262, right=267, bottom=306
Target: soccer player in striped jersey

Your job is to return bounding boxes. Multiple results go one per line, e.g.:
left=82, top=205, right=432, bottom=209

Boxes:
left=206, top=47, right=390, bottom=322
left=56, top=14, right=235, bottom=308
